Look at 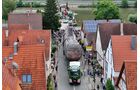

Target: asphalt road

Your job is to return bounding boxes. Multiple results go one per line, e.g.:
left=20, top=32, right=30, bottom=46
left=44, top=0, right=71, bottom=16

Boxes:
left=57, top=45, right=90, bottom=90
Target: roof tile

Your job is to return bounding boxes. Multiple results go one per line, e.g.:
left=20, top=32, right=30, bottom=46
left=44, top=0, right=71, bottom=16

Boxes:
left=2, top=29, right=51, bottom=60
left=2, top=63, right=22, bottom=90
left=116, top=60, right=137, bottom=90
left=111, top=35, right=137, bottom=71
left=2, top=44, right=47, bottom=90
left=99, top=23, right=137, bottom=50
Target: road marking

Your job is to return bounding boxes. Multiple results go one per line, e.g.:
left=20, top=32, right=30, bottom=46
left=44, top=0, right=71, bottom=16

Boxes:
left=73, top=86, right=76, bottom=90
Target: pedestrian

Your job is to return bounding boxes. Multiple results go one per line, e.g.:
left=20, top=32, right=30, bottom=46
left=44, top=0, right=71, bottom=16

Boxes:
left=103, top=85, right=106, bottom=90
left=55, top=81, right=57, bottom=90
left=97, top=85, right=100, bottom=90
left=87, top=68, right=90, bottom=75
left=56, top=65, right=58, bottom=72
left=100, top=75, right=103, bottom=84
left=100, top=77, right=103, bottom=84
left=53, top=75, right=56, bottom=81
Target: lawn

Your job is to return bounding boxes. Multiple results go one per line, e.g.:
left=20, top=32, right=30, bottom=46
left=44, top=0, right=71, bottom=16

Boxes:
left=73, top=8, right=137, bottom=26
left=12, top=7, right=136, bottom=26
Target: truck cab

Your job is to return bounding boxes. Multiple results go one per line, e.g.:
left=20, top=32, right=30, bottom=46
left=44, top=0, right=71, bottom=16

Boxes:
left=68, top=61, right=81, bottom=84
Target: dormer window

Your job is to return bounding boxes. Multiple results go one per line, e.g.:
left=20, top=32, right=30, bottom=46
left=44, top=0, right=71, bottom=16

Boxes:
left=22, top=74, right=32, bottom=83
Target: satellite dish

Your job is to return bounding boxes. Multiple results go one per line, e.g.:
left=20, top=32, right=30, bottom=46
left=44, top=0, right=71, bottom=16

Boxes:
left=12, top=61, right=18, bottom=70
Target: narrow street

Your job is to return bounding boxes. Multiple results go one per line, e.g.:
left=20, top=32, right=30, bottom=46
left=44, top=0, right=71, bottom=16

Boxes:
left=57, top=45, right=89, bottom=90
left=55, top=41, right=103, bottom=90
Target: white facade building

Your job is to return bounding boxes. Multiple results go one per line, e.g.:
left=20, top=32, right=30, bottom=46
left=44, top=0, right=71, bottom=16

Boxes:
left=96, top=27, right=104, bottom=67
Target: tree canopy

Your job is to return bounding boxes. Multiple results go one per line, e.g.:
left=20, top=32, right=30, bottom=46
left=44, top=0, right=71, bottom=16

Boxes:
left=94, top=0, right=120, bottom=20
left=43, top=0, right=61, bottom=31
left=121, top=0, right=128, bottom=8
left=2, top=0, right=17, bottom=20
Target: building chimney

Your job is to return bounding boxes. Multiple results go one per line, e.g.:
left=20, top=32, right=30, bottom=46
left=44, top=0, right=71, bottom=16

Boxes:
left=131, top=35, right=136, bottom=50
left=5, top=30, right=9, bottom=46
left=13, top=41, right=18, bottom=55
left=11, top=61, right=18, bottom=76
left=120, top=23, right=124, bottom=35
left=9, top=54, right=13, bottom=60
left=5, top=30, right=9, bottom=38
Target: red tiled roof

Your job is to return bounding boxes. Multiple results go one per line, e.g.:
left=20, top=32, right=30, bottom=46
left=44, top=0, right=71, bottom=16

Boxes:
left=2, top=44, right=47, bottom=90
left=116, top=60, right=137, bottom=90
left=8, top=24, right=30, bottom=30
left=111, top=35, right=137, bottom=72
left=2, top=46, right=13, bottom=59
left=2, top=63, right=21, bottom=90
left=98, top=23, right=137, bottom=50
left=125, top=61, right=137, bottom=90
left=8, top=13, right=42, bottom=29
left=2, top=29, right=51, bottom=61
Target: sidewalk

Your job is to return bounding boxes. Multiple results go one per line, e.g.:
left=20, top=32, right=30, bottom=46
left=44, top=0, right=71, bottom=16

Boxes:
left=81, top=56, right=103, bottom=90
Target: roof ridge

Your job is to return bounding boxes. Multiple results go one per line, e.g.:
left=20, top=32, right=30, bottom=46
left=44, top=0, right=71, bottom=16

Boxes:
left=123, top=60, right=137, bottom=63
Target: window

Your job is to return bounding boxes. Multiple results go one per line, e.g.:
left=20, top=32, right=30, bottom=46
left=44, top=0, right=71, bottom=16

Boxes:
left=22, top=74, right=32, bottom=83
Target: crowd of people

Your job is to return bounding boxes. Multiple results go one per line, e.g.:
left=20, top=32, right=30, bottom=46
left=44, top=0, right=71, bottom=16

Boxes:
left=74, top=30, right=107, bottom=90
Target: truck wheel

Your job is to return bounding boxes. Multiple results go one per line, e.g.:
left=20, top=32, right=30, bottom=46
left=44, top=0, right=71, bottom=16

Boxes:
left=78, top=81, right=81, bottom=85
left=77, top=79, right=81, bottom=85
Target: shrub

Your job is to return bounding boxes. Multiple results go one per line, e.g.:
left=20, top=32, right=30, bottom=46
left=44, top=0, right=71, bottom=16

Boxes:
left=16, top=0, right=23, bottom=7
left=121, top=0, right=128, bottom=8
left=128, top=14, right=137, bottom=24
left=106, top=79, right=115, bottom=90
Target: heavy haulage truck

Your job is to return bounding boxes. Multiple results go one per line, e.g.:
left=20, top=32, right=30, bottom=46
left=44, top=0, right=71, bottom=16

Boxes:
left=63, top=26, right=82, bottom=84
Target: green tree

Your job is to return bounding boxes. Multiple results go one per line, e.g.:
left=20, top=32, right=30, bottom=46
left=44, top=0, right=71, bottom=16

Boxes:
left=106, top=79, right=115, bottom=90
left=128, top=14, right=137, bottom=24
left=43, top=0, right=61, bottom=31
left=16, top=0, right=23, bottom=7
left=94, top=0, right=120, bottom=20
left=121, top=0, right=128, bottom=8
left=2, top=0, right=16, bottom=20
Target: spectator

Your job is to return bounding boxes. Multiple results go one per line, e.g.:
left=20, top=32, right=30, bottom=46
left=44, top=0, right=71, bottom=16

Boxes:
left=53, top=75, right=56, bottom=81
left=55, top=81, right=57, bottom=90
left=100, top=75, right=103, bottom=84
left=100, top=77, right=103, bottom=84
left=103, top=85, right=106, bottom=90
left=97, top=85, right=100, bottom=90
left=56, top=65, right=58, bottom=72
